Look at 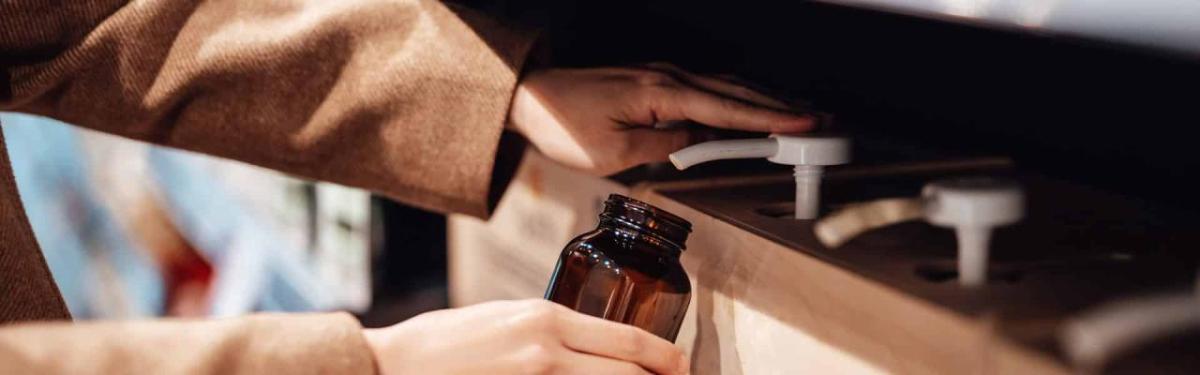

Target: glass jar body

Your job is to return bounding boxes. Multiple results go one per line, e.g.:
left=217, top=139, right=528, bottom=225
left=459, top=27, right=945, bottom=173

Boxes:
left=544, top=225, right=691, bottom=341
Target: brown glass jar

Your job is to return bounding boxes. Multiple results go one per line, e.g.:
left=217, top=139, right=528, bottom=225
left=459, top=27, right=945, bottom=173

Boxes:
left=545, top=194, right=692, bottom=342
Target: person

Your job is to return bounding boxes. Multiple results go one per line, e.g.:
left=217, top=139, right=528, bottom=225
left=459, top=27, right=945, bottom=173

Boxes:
left=0, top=0, right=815, bottom=373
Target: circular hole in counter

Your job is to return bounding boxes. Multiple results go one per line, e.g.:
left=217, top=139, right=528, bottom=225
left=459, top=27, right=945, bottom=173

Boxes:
left=914, top=263, right=1024, bottom=284
left=755, top=202, right=794, bottom=219
left=914, top=251, right=1137, bottom=285
left=755, top=202, right=849, bottom=219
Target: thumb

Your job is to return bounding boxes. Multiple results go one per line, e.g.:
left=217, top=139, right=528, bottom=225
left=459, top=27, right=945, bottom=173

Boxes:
left=622, top=128, right=697, bottom=167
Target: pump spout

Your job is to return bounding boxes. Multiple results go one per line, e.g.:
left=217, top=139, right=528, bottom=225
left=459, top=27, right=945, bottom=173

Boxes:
left=668, top=138, right=778, bottom=170
left=668, top=134, right=851, bottom=220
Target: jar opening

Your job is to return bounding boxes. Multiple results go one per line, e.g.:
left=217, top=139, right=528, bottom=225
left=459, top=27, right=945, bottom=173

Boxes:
left=600, top=194, right=691, bottom=251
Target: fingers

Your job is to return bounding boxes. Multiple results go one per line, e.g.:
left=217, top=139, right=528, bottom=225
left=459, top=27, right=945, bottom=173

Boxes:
left=637, top=63, right=818, bottom=133
left=644, top=63, right=792, bottom=111
left=556, top=308, right=688, bottom=375
left=649, top=86, right=816, bottom=133
left=558, top=351, right=654, bottom=375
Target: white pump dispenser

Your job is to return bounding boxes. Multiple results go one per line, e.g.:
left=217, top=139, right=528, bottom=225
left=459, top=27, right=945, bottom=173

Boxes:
left=815, top=177, right=1025, bottom=288
left=668, top=134, right=851, bottom=219
left=922, top=178, right=1024, bottom=287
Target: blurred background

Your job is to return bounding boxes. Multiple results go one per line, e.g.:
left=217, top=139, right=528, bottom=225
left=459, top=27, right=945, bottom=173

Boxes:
left=1, top=113, right=447, bottom=326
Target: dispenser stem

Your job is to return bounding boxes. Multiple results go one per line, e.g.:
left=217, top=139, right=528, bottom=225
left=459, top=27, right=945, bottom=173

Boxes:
left=956, top=226, right=991, bottom=287
left=794, top=165, right=824, bottom=219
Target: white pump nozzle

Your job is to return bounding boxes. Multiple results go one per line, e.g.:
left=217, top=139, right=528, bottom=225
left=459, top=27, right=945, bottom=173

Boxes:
left=669, top=134, right=851, bottom=219
left=668, top=138, right=778, bottom=170
left=1062, top=293, right=1200, bottom=371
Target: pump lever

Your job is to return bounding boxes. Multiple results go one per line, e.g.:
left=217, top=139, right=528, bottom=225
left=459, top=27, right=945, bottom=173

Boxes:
left=669, top=134, right=851, bottom=219
left=668, top=138, right=778, bottom=170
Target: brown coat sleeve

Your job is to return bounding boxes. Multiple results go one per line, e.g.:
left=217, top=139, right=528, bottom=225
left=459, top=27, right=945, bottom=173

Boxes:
left=1, top=0, right=537, bottom=217
left=0, top=313, right=376, bottom=374
left=1, top=0, right=537, bottom=373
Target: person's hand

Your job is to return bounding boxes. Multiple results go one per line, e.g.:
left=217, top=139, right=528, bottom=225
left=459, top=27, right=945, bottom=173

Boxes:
left=507, top=64, right=816, bottom=175
left=363, top=299, right=689, bottom=375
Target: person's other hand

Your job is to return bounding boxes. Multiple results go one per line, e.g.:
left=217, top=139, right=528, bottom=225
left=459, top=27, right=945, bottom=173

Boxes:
left=363, top=299, right=689, bottom=375
left=507, top=64, right=816, bottom=175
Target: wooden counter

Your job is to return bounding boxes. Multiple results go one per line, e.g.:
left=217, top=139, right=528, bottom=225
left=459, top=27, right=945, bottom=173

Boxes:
left=447, top=150, right=1199, bottom=374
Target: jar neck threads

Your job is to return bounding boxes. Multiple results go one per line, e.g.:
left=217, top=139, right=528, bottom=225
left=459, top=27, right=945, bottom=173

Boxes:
left=598, top=194, right=691, bottom=253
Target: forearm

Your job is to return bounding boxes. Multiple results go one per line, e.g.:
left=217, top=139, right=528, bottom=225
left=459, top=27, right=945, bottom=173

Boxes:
left=1, top=0, right=537, bottom=217
left=0, top=312, right=375, bottom=374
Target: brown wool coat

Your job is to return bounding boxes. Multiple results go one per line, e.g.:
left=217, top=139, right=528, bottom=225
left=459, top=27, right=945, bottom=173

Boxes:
left=0, top=0, right=535, bottom=373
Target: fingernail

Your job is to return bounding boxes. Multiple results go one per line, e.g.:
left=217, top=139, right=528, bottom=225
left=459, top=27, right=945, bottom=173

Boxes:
left=678, top=355, right=691, bottom=375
